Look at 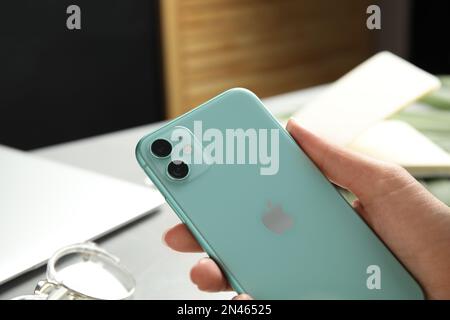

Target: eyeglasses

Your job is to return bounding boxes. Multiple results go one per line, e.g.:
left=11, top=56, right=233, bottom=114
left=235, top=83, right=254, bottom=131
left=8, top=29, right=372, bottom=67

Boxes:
left=12, top=242, right=135, bottom=300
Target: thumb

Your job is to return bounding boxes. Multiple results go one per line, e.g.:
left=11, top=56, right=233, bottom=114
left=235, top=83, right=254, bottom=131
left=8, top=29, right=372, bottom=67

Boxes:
left=286, top=118, right=392, bottom=202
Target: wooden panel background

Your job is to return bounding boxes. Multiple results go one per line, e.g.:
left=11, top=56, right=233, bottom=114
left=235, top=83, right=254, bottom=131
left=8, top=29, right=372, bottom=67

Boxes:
left=160, top=0, right=376, bottom=118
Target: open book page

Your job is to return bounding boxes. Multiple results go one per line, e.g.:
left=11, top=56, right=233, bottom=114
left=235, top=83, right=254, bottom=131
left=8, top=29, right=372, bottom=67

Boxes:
left=349, top=120, right=450, bottom=177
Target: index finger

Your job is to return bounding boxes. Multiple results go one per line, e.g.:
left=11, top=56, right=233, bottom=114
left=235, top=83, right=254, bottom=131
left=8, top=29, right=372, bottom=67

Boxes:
left=163, top=223, right=204, bottom=252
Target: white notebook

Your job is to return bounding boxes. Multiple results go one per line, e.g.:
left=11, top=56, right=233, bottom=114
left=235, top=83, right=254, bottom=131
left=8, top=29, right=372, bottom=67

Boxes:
left=293, top=51, right=449, bottom=177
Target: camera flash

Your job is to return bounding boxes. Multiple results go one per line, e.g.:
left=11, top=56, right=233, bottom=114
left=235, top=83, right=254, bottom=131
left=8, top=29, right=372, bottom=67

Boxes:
left=183, top=144, right=192, bottom=155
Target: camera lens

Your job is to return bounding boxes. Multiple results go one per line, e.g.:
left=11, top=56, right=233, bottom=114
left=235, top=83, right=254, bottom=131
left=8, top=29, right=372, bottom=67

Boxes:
left=151, top=139, right=172, bottom=158
left=167, top=160, right=189, bottom=180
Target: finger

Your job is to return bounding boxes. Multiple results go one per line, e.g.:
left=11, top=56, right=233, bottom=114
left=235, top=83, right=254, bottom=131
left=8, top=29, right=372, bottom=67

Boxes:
left=190, top=258, right=232, bottom=292
left=232, top=294, right=253, bottom=300
left=352, top=199, right=372, bottom=225
left=286, top=118, right=389, bottom=201
left=163, top=223, right=204, bottom=253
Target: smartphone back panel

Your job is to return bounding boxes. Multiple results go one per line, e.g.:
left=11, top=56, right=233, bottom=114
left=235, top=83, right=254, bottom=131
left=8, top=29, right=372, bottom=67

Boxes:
left=136, top=88, right=423, bottom=299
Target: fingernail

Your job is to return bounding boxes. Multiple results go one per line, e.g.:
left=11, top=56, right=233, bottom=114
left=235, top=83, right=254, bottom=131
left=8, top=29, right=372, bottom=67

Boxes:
left=161, top=229, right=169, bottom=247
left=198, top=257, right=210, bottom=264
left=286, top=117, right=297, bottom=131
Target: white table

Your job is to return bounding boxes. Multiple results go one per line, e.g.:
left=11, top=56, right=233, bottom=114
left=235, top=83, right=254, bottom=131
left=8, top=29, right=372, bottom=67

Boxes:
left=0, top=86, right=323, bottom=299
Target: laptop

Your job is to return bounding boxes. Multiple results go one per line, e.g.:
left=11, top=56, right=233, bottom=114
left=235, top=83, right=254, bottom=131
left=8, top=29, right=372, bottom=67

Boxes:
left=0, top=145, right=164, bottom=285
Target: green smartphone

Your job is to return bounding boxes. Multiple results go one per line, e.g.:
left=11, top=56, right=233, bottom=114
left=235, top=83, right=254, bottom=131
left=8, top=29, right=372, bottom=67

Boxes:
left=135, top=88, right=423, bottom=299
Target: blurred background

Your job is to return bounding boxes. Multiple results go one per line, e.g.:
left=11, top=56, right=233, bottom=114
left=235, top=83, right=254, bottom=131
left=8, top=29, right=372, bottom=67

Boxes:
left=0, top=0, right=449, bottom=150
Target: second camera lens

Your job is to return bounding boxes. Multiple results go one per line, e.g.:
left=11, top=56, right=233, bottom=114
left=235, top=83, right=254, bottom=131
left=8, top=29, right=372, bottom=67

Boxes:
left=151, top=139, right=172, bottom=158
left=167, top=160, right=189, bottom=180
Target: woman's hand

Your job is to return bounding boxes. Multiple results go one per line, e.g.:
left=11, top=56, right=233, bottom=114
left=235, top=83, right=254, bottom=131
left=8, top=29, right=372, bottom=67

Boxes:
left=163, top=118, right=450, bottom=299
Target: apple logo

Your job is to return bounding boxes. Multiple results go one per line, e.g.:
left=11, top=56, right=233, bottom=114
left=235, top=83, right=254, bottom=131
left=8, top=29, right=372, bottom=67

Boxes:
left=262, top=201, right=294, bottom=234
